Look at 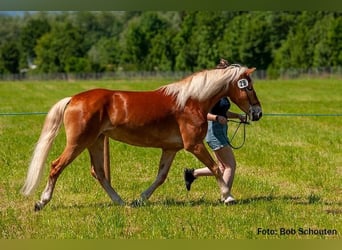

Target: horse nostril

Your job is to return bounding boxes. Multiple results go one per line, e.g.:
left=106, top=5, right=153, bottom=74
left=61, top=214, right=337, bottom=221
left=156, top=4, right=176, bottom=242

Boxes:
left=252, top=111, right=262, bottom=121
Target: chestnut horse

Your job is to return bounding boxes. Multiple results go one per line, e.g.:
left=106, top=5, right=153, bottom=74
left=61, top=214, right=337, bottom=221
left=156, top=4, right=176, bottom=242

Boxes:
left=21, top=61, right=262, bottom=211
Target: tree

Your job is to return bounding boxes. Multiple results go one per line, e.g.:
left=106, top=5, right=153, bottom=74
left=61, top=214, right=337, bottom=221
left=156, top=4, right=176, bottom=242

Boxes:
left=120, top=12, right=172, bottom=71
left=270, top=11, right=341, bottom=76
left=0, top=40, right=20, bottom=73
left=88, top=37, right=121, bottom=72
left=35, top=21, right=86, bottom=73
left=0, top=15, right=22, bottom=73
left=65, top=57, right=91, bottom=73
left=329, top=16, right=342, bottom=66
left=20, top=16, right=51, bottom=67
left=1, top=11, right=342, bottom=77
left=145, top=30, right=176, bottom=71
left=193, top=12, right=230, bottom=70
left=173, top=11, right=198, bottom=71
left=0, top=15, right=21, bottom=48
left=218, top=14, right=245, bottom=65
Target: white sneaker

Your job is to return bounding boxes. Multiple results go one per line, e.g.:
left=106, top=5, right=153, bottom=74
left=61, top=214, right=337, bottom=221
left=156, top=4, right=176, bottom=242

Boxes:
left=223, top=195, right=236, bottom=205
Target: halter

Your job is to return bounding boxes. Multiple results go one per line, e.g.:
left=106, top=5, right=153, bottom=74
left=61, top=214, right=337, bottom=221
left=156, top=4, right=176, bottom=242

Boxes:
left=237, top=78, right=259, bottom=106
left=227, top=77, right=255, bottom=149
left=218, top=64, right=257, bottom=149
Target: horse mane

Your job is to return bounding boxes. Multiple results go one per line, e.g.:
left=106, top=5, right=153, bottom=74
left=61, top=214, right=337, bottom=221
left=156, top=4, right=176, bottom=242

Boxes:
left=160, top=63, right=247, bottom=109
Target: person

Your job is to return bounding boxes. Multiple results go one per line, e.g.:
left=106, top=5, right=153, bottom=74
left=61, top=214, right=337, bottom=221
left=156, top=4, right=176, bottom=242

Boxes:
left=184, top=96, right=246, bottom=205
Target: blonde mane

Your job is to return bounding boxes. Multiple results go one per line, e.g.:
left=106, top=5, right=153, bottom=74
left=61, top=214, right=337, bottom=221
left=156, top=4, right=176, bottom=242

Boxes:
left=160, top=65, right=247, bottom=108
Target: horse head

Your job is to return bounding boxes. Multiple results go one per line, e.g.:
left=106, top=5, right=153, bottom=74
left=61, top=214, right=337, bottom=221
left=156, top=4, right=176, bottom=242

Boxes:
left=228, top=67, right=262, bottom=121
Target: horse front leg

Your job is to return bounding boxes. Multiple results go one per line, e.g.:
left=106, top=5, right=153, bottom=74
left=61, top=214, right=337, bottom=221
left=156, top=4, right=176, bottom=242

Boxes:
left=180, top=119, right=230, bottom=201
left=186, top=142, right=230, bottom=201
left=135, top=149, right=177, bottom=205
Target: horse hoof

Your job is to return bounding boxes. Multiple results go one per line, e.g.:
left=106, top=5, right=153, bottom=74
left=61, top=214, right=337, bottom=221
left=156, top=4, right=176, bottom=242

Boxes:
left=34, top=202, right=43, bottom=212
left=223, top=195, right=236, bottom=205
left=130, top=199, right=147, bottom=207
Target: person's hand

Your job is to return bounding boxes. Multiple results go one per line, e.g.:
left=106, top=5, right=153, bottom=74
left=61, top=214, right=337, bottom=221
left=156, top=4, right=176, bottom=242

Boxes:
left=238, top=114, right=247, bottom=123
left=216, top=115, right=227, bottom=124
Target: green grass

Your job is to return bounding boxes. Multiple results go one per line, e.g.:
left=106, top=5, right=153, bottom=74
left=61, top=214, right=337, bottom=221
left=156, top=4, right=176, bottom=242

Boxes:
left=0, top=78, right=341, bottom=239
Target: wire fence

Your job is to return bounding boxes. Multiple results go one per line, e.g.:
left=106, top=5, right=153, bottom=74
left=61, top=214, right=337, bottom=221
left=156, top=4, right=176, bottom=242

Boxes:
left=277, top=66, right=342, bottom=79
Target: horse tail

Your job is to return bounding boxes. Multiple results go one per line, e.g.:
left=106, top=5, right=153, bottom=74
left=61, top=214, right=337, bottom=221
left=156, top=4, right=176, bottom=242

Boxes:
left=21, top=97, right=72, bottom=196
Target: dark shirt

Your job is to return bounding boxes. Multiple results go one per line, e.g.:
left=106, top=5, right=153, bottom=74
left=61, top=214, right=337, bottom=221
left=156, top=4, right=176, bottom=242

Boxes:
left=210, top=98, right=230, bottom=118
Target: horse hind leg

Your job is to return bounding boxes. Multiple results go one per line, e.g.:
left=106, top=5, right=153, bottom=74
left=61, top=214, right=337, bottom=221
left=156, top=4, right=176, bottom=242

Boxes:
left=135, top=149, right=177, bottom=206
left=88, top=135, right=125, bottom=206
left=34, top=144, right=85, bottom=211
left=90, top=135, right=111, bottom=184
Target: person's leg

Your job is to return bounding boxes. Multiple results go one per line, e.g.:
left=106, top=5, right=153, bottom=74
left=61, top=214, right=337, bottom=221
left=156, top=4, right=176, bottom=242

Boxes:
left=184, top=152, right=224, bottom=191
left=193, top=167, right=212, bottom=176
left=214, top=146, right=236, bottom=191
left=184, top=166, right=213, bottom=191
left=214, top=146, right=236, bottom=204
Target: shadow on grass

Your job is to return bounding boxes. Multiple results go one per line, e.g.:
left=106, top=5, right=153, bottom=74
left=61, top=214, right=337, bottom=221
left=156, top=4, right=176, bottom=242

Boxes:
left=237, top=195, right=341, bottom=207
left=47, top=194, right=341, bottom=213
left=48, top=201, right=114, bottom=211
left=236, top=195, right=301, bottom=205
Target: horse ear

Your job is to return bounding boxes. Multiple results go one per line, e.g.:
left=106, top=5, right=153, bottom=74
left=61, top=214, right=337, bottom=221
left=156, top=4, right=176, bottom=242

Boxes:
left=245, top=67, right=256, bottom=75
left=216, top=58, right=230, bottom=69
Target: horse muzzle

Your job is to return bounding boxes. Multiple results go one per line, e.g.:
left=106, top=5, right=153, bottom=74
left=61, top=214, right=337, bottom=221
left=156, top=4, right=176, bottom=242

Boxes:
left=249, top=105, right=262, bottom=121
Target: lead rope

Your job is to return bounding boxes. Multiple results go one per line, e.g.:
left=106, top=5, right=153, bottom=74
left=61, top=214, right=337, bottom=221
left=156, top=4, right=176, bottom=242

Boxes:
left=227, top=117, right=250, bottom=149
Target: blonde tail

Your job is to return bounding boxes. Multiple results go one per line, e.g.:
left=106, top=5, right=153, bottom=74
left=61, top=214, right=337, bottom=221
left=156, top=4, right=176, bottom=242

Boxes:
left=21, top=97, right=71, bottom=196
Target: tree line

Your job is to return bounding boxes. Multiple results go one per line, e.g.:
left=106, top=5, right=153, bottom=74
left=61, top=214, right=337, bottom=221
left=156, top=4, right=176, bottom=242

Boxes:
left=0, top=11, right=341, bottom=78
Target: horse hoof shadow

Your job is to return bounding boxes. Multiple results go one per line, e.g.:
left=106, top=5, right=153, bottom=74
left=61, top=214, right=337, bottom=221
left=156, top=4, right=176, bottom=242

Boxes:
left=130, top=199, right=149, bottom=208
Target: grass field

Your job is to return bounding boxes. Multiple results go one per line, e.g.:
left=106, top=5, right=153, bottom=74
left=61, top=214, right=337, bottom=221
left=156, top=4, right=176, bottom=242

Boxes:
left=0, top=77, right=341, bottom=239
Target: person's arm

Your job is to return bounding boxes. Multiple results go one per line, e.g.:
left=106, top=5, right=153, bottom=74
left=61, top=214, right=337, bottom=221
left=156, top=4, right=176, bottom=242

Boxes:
left=207, top=113, right=227, bottom=124
left=226, top=111, right=246, bottom=122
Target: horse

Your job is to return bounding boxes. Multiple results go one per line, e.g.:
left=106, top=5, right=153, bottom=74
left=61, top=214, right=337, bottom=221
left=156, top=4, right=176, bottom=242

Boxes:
left=21, top=60, right=262, bottom=211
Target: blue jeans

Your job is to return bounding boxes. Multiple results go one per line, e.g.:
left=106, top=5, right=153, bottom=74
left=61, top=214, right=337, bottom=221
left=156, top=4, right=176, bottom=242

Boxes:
left=205, top=121, right=229, bottom=150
